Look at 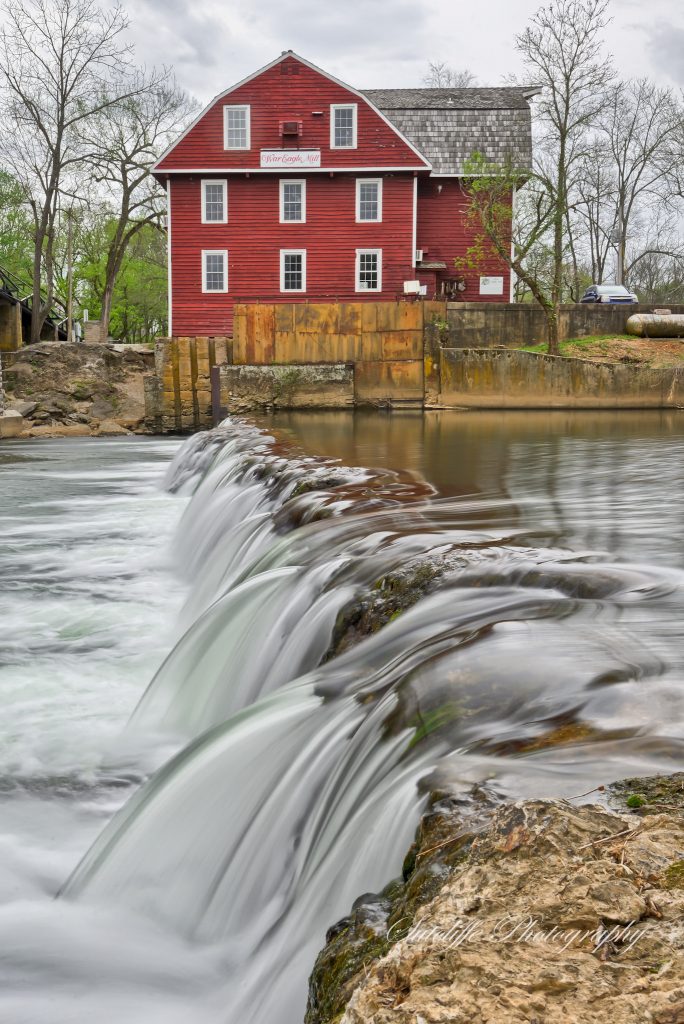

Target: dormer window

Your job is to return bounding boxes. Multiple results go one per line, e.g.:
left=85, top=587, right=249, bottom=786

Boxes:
left=331, top=104, right=357, bottom=149
left=224, top=105, right=250, bottom=150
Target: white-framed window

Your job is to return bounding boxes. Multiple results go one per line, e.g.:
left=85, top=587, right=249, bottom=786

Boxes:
left=223, top=104, right=250, bottom=150
left=280, top=249, right=306, bottom=292
left=356, top=178, right=382, bottom=222
left=201, top=179, right=227, bottom=223
left=279, top=179, right=306, bottom=223
left=330, top=103, right=357, bottom=149
left=355, top=249, right=382, bottom=292
left=202, top=250, right=228, bottom=293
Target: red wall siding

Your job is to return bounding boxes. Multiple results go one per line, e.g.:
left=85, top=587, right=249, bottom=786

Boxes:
left=170, top=173, right=416, bottom=335
left=157, top=56, right=426, bottom=173
left=416, top=179, right=511, bottom=302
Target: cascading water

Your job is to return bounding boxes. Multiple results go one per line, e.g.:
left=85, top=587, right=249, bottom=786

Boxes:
left=2, top=413, right=684, bottom=1024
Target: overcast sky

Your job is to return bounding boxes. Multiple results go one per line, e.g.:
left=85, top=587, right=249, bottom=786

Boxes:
left=121, top=0, right=684, bottom=103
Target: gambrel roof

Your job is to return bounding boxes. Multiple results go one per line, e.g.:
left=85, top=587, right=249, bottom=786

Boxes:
left=363, top=87, right=539, bottom=176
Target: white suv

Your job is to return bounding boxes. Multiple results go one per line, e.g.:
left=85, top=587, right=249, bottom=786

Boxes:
left=580, top=284, right=638, bottom=304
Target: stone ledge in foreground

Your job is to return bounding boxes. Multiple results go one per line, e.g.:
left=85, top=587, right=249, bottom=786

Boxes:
left=307, top=774, right=684, bottom=1024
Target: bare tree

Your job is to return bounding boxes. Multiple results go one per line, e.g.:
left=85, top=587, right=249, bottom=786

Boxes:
left=596, top=79, right=681, bottom=286
left=423, top=62, right=478, bottom=89
left=516, top=0, right=614, bottom=351
left=457, top=154, right=561, bottom=339
left=83, top=75, right=194, bottom=341
left=628, top=243, right=684, bottom=304
left=0, top=0, right=142, bottom=343
left=573, top=139, right=617, bottom=284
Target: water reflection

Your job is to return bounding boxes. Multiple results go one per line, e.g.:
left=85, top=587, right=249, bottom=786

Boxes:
left=258, top=409, right=684, bottom=565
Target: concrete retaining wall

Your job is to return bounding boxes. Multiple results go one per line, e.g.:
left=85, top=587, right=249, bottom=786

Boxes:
left=216, top=363, right=354, bottom=416
left=444, top=303, right=684, bottom=349
left=147, top=301, right=684, bottom=430
left=147, top=335, right=231, bottom=432
left=437, top=348, right=684, bottom=409
left=0, top=300, right=22, bottom=352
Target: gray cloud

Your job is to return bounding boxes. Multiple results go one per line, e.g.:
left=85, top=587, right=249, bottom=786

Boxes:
left=118, top=0, right=683, bottom=105
left=645, top=24, right=684, bottom=85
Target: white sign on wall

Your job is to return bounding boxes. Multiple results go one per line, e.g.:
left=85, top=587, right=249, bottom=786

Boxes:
left=479, top=276, right=505, bottom=296
left=260, top=150, right=322, bottom=169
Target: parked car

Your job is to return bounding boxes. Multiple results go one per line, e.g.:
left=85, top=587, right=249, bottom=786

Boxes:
left=580, top=284, right=638, bottom=304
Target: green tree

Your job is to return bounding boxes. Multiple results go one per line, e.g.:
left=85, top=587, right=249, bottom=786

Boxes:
left=0, top=170, right=33, bottom=283
left=457, top=153, right=560, bottom=344
left=78, top=221, right=166, bottom=344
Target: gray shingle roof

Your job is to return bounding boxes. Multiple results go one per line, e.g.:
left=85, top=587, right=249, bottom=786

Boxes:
left=363, top=87, right=537, bottom=175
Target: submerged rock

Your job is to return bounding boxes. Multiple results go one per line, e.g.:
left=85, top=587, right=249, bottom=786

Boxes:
left=325, top=555, right=464, bottom=661
left=307, top=777, right=684, bottom=1024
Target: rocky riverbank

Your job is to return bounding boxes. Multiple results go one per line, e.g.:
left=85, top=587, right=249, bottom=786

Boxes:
left=307, top=775, right=684, bottom=1024
left=1, top=342, right=153, bottom=437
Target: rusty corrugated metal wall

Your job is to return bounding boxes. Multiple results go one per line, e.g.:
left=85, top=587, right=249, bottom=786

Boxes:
left=232, top=299, right=447, bottom=406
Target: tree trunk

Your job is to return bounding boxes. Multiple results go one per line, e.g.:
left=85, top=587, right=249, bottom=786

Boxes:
left=100, top=202, right=134, bottom=342
left=29, top=242, right=43, bottom=345
left=99, top=285, right=114, bottom=343
left=547, top=303, right=561, bottom=355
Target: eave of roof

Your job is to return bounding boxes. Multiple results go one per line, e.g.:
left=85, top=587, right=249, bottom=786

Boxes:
left=362, top=86, right=541, bottom=110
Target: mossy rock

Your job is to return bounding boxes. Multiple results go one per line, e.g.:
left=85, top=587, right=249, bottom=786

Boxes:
left=662, top=859, right=684, bottom=890
left=608, top=773, right=684, bottom=816
left=69, top=379, right=95, bottom=401
left=305, top=791, right=490, bottom=1024
left=307, top=775, right=684, bottom=1024
left=324, top=556, right=464, bottom=662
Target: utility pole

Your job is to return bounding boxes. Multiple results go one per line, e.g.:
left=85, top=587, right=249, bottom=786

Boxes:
left=66, top=208, right=74, bottom=343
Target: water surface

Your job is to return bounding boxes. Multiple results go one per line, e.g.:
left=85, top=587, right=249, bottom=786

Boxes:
left=1, top=413, right=684, bottom=1024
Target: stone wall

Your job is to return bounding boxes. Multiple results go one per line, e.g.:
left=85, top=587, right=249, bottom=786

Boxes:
left=436, top=348, right=684, bottom=409
left=215, top=363, right=354, bottom=415
left=444, top=302, right=684, bottom=349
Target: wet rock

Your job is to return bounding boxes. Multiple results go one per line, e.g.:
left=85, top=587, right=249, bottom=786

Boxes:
left=307, top=786, right=684, bottom=1024
left=95, top=419, right=130, bottom=436
left=28, top=423, right=92, bottom=437
left=325, top=556, right=464, bottom=661
left=608, top=773, right=684, bottom=816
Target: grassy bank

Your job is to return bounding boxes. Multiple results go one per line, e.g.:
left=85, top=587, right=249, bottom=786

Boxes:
left=519, top=334, right=684, bottom=368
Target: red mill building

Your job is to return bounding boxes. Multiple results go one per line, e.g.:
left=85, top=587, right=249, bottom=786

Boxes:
left=154, top=51, right=536, bottom=335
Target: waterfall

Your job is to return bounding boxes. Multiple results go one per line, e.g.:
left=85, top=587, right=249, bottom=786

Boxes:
left=52, top=416, right=683, bottom=1024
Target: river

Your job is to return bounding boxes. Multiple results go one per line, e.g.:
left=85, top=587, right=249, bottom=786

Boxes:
left=1, top=411, right=683, bottom=1023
